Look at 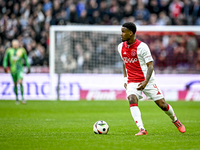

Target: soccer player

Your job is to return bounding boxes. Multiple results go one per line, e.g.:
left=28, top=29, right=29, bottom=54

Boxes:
left=118, top=22, right=185, bottom=135
left=3, top=40, right=30, bottom=104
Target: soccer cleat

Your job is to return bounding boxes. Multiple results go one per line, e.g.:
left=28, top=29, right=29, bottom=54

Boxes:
left=22, top=100, right=26, bottom=104
left=135, top=129, right=148, bottom=135
left=15, top=100, right=19, bottom=105
left=173, top=120, right=186, bottom=133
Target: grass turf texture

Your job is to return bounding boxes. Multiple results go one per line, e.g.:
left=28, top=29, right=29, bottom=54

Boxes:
left=0, top=101, right=200, bottom=150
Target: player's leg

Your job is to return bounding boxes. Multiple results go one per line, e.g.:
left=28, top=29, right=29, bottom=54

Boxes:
left=144, top=83, right=185, bottom=133
left=155, top=98, right=185, bottom=133
left=18, top=79, right=26, bottom=104
left=155, top=98, right=177, bottom=122
left=126, top=83, right=147, bottom=135
left=11, top=73, right=19, bottom=104
left=14, top=81, right=19, bottom=104
left=18, top=71, right=26, bottom=104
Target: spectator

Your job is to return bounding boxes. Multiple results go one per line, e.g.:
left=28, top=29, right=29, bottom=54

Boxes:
left=52, top=0, right=60, bottom=17
left=78, top=9, right=90, bottom=24
left=83, top=51, right=93, bottom=72
left=157, top=11, right=171, bottom=25
left=148, top=0, right=161, bottom=14
left=13, top=3, right=20, bottom=17
left=182, top=0, right=193, bottom=25
left=29, top=43, right=45, bottom=66
left=43, top=0, right=52, bottom=13
left=0, top=0, right=6, bottom=14
left=160, top=0, right=170, bottom=15
left=109, top=0, right=123, bottom=21
left=76, top=0, right=86, bottom=18
left=99, top=0, right=109, bottom=19
left=191, top=0, right=200, bottom=25
left=174, top=44, right=188, bottom=70
left=149, top=13, right=158, bottom=25
left=123, top=4, right=134, bottom=18
left=30, top=0, right=39, bottom=13
left=157, top=46, right=168, bottom=70
left=56, top=9, right=68, bottom=25
left=63, top=55, right=77, bottom=73
left=44, top=8, right=52, bottom=23
left=75, top=43, right=85, bottom=72
left=134, top=2, right=150, bottom=24
left=89, top=10, right=101, bottom=24
left=87, top=0, right=98, bottom=18
left=67, top=4, right=78, bottom=23
left=169, top=0, right=184, bottom=25
left=20, top=1, right=30, bottom=18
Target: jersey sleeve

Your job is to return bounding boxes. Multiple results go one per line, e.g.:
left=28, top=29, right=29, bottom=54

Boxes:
left=22, top=48, right=30, bottom=68
left=140, top=42, right=153, bottom=63
left=117, top=42, right=123, bottom=60
left=3, top=49, right=9, bottom=68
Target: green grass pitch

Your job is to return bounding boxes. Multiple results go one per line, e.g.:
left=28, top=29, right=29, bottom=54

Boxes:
left=0, top=100, right=200, bottom=150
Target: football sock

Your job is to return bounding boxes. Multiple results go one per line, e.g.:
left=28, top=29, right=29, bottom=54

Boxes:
left=130, top=104, right=145, bottom=130
left=20, top=84, right=24, bottom=100
left=14, top=85, right=18, bottom=101
left=164, top=104, right=177, bottom=122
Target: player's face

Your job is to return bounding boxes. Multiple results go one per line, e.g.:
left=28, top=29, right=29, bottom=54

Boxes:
left=121, top=27, right=132, bottom=42
left=12, top=40, right=19, bottom=49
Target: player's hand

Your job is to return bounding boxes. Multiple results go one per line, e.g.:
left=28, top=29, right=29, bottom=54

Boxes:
left=124, top=83, right=127, bottom=89
left=27, top=68, right=31, bottom=74
left=137, top=80, right=148, bottom=91
left=4, top=68, right=8, bottom=73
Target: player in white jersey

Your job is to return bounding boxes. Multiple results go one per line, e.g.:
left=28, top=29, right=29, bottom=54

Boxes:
left=118, top=22, right=185, bottom=135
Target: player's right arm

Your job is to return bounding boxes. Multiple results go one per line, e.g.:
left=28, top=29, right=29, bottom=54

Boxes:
left=118, top=42, right=127, bottom=89
left=123, top=63, right=128, bottom=89
left=3, top=49, right=9, bottom=73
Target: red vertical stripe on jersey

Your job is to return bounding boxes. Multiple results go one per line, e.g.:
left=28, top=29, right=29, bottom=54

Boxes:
left=121, top=39, right=145, bottom=83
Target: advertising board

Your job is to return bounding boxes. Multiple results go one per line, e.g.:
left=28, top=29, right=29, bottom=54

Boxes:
left=0, top=74, right=199, bottom=101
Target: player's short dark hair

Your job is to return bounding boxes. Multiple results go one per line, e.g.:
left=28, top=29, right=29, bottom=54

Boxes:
left=122, top=22, right=137, bottom=34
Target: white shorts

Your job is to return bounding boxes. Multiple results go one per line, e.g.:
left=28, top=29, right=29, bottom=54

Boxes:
left=126, top=82, right=164, bottom=101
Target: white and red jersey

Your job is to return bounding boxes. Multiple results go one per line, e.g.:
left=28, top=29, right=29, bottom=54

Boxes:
left=118, top=39, right=155, bottom=83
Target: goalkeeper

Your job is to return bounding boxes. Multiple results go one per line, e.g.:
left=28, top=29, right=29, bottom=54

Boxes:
left=3, top=40, right=30, bottom=104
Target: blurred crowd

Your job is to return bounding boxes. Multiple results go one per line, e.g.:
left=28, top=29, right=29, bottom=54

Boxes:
left=0, top=0, right=200, bottom=73
left=138, top=33, right=200, bottom=74
left=58, top=31, right=200, bottom=74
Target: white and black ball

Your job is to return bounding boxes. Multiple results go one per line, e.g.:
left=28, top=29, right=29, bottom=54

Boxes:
left=93, top=120, right=109, bottom=134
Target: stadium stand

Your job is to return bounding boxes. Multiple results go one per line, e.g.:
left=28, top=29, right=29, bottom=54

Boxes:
left=0, top=0, right=200, bottom=73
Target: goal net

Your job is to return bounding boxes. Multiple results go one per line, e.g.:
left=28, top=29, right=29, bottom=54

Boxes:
left=50, top=25, right=200, bottom=100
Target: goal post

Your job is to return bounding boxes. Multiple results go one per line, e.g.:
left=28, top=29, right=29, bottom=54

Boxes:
left=49, top=25, right=200, bottom=100
left=49, top=25, right=122, bottom=100
left=49, top=26, right=55, bottom=100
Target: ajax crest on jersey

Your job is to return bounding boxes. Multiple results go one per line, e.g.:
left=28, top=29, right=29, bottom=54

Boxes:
left=131, top=50, right=136, bottom=56
left=93, top=120, right=109, bottom=134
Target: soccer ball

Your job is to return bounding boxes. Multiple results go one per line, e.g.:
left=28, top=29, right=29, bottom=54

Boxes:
left=93, top=120, right=109, bottom=134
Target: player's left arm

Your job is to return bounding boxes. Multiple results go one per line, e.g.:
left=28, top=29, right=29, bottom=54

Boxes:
left=145, top=61, right=154, bottom=82
left=22, top=48, right=31, bottom=74
left=137, top=43, right=154, bottom=91
left=137, top=61, right=154, bottom=90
